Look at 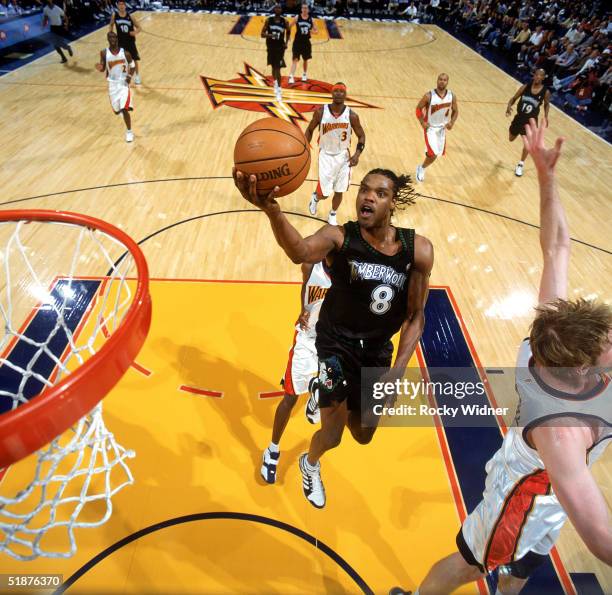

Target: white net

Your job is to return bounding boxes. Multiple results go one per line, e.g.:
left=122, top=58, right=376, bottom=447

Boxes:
left=0, top=216, right=143, bottom=560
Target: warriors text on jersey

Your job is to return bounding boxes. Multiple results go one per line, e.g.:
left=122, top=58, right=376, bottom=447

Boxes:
left=461, top=339, right=611, bottom=572
left=319, top=105, right=352, bottom=155
left=302, top=261, right=331, bottom=339
left=426, top=88, right=453, bottom=128
left=317, top=221, right=415, bottom=341
left=516, top=84, right=547, bottom=120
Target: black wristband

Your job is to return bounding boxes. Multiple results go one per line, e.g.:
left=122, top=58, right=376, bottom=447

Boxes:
left=356, top=142, right=365, bottom=152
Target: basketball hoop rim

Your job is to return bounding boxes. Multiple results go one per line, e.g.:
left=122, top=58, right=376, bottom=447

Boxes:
left=0, top=210, right=152, bottom=468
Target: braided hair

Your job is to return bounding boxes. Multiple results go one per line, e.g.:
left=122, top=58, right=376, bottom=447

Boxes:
left=366, top=168, right=418, bottom=210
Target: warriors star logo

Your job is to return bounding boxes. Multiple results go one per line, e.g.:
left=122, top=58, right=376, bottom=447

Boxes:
left=201, top=63, right=379, bottom=124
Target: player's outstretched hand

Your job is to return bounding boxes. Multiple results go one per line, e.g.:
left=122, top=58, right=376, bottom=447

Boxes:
left=233, top=168, right=280, bottom=213
left=521, top=118, right=564, bottom=176
left=95, top=63, right=104, bottom=72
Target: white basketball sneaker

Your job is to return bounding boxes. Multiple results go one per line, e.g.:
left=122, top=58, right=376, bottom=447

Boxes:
left=288, top=74, right=295, bottom=84
left=309, top=192, right=319, bottom=216
left=299, top=453, right=326, bottom=509
left=327, top=211, right=337, bottom=225
left=301, top=73, right=308, bottom=82
left=515, top=161, right=524, bottom=177
left=125, top=130, right=134, bottom=143
left=416, top=164, right=425, bottom=182
left=260, top=446, right=280, bottom=484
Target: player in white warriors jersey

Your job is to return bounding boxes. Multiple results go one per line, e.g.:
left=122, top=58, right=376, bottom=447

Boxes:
left=261, top=261, right=331, bottom=484
left=95, top=31, right=135, bottom=143
left=415, top=73, right=459, bottom=182
left=393, top=120, right=612, bottom=595
left=305, top=82, right=366, bottom=225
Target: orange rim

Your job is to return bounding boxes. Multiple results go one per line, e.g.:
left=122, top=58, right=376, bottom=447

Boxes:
left=0, top=210, right=151, bottom=468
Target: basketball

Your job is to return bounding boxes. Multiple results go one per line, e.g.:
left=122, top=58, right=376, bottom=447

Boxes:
left=234, top=117, right=311, bottom=197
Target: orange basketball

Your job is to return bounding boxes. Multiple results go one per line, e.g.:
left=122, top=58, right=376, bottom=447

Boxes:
left=234, top=117, right=311, bottom=197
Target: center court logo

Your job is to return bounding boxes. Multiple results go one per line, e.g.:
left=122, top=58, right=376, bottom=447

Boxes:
left=201, top=63, right=380, bottom=124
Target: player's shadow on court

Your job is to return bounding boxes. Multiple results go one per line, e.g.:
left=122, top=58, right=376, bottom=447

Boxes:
left=135, top=85, right=181, bottom=106
left=157, top=335, right=289, bottom=503
left=63, top=62, right=91, bottom=75
left=316, top=454, right=417, bottom=589
left=82, top=410, right=332, bottom=593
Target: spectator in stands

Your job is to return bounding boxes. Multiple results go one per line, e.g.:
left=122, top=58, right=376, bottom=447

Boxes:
left=553, top=42, right=579, bottom=76
left=563, top=70, right=598, bottom=111
left=565, top=22, right=586, bottom=45
left=528, top=24, right=545, bottom=48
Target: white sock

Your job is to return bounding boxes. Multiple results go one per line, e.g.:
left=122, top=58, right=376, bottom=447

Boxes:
left=305, top=456, right=318, bottom=471
left=268, top=441, right=279, bottom=453
left=330, top=210, right=336, bottom=215
left=518, top=160, right=524, bottom=165
left=127, top=129, right=132, bottom=133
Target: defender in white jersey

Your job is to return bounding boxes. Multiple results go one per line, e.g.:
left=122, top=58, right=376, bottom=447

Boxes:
left=415, top=73, right=459, bottom=182
left=260, top=261, right=331, bottom=484
left=305, top=83, right=366, bottom=225
left=397, top=121, right=612, bottom=595
left=95, top=31, right=135, bottom=143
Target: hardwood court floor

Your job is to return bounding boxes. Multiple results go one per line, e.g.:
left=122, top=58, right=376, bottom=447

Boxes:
left=0, top=12, right=610, bottom=593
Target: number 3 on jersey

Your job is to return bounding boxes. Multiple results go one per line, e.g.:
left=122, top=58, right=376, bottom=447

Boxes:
left=370, top=284, right=394, bottom=315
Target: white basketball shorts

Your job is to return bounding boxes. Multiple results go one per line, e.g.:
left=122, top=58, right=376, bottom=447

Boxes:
left=282, top=327, right=318, bottom=396
left=108, top=81, right=133, bottom=114
left=424, top=125, right=446, bottom=157
left=317, top=150, right=351, bottom=197
left=460, top=431, right=567, bottom=573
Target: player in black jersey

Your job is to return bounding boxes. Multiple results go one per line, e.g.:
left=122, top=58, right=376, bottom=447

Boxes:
left=109, top=0, right=142, bottom=85
left=506, top=68, right=550, bottom=177
left=233, top=167, right=434, bottom=509
left=261, top=5, right=290, bottom=102
left=288, top=4, right=318, bottom=84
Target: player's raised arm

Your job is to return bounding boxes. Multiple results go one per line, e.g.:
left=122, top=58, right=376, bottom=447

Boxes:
left=349, top=110, right=365, bottom=166
left=416, top=92, right=430, bottom=130
left=232, top=169, right=343, bottom=263
left=533, top=424, right=612, bottom=565
left=391, top=235, right=433, bottom=373
left=522, top=120, right=568, bottom=305
left=109, top=10, right=116, bottom=32
left=506, top=83, right=527, bottom=116
left=304, top=107, right=323, bottom=144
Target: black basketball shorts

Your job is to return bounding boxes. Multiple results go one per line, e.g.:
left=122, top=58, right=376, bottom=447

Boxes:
left=292, top=39, right=312, bottom=61
left=509, top=116, right=535, bottom=137
left=314, top=327, right=393, bottom=412
left=119, top=38, right=140, bottom=61
left=266, top=44, right=286, bottom=68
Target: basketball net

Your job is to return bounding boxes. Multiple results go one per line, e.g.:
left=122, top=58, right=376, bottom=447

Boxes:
left=0, top=212, right=151, bottom=560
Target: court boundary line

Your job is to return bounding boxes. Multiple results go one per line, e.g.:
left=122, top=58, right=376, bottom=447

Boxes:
left=1, top=179, right=608, bottom=256
left=53, top=511, right=375, bottom=595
